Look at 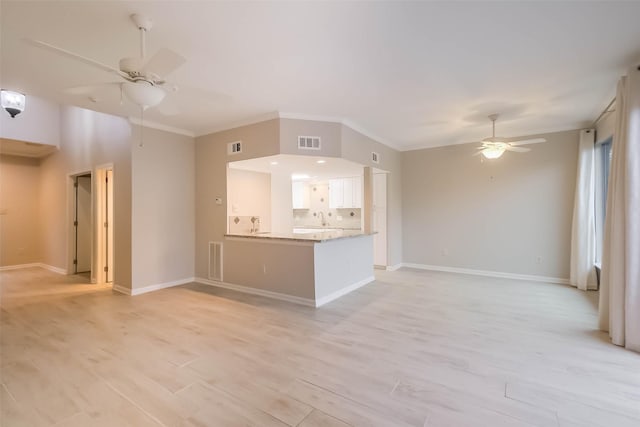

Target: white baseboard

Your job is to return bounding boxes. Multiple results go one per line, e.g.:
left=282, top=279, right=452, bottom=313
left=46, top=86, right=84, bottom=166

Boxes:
left=131, top=277, right=195, bottom=296
left=400, top=263, right=570, bottom=285
left=113, top=277, right=195, bottom=296
left=315, top=276, right=375, bottom=307
left=40, top=264, right=67, bottom=275
left=112, top=284, right=131, bottom=295
left=0, top=263, right=41, bottom=271
left=194, top=277, right=316, bottom=307
left=386, top=263, right=402, bottom=272
left=0, top=263, right=67, bottom=275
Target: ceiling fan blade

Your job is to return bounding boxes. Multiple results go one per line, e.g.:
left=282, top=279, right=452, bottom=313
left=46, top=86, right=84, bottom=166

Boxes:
left=64, top=82, right=121, bottom=95
left=509, top=138, right=546, bottom=146
left=140, top=48, right=186, bottom=78
left=26, top=39, right=130, bottom=80
left=505, top=146, right=531, bottom=152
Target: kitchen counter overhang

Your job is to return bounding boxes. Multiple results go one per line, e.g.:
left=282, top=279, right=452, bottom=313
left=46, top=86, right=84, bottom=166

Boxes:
left=218, top=231, right=375, bottom=307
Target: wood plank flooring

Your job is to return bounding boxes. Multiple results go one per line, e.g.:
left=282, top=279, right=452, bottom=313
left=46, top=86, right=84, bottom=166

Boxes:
left=1, top=267, right=639, bottom=426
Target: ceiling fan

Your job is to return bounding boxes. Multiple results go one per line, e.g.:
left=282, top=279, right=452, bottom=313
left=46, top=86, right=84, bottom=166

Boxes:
left=27, top=14, right=193, bottom=112
left=474, top=114, right=546, bottom=159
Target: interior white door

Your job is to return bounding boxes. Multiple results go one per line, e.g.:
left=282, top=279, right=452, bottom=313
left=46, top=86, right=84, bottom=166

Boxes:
left=75, top=175, right=92, bottom=273
left=106, top=169, right=114, bottom=283
left=373, top=173, right=387, bottom=267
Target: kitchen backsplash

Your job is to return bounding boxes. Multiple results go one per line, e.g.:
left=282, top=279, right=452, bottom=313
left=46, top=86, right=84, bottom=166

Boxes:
left=293, top=182, right=362, bottom=230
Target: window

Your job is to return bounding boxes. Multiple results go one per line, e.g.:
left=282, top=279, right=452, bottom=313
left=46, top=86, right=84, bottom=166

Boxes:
left=594, top=136, right=613, bottom=265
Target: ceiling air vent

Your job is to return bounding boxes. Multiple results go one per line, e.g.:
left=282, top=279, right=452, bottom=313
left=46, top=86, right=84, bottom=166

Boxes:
left=227, top=141, right=242, bottom=155
left=298, top=136, right=321, bottom=150
left=372, top=151, right=380, bottom=164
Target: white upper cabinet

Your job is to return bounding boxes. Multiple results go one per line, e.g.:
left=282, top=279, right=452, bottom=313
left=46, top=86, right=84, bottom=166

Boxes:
left=329, top=176, right=362, bottom=209
left=292, top=181, right=310, bottom=209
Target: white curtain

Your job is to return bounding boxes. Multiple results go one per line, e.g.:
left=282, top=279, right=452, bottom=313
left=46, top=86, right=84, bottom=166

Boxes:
left=599, top=64, right=640, bottom=352
left=570, top=129, right=597, bottom=290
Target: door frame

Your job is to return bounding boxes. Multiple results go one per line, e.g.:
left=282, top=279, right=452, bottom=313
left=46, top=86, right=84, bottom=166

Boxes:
left=67, top=170, right=94, bottom=280
left=95, top=164, right=114, bottom=284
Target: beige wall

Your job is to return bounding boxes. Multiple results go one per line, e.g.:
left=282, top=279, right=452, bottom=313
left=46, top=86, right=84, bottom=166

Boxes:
left=402, top=130, right=579, bottom=279
left=39, top=105, right=132, bottom=287
left=0, top=155, right=42, bottom=266
left=131, top=126, right=195, bottom=289
left=223, top=238, right=315, bottom=299
left=341, top=125, right=403, bottom=267
left=195, top=120, right=280, bottom=279
left=280, top=118, right=341, bottom=158
left=227, top=168, right=271, bottom=232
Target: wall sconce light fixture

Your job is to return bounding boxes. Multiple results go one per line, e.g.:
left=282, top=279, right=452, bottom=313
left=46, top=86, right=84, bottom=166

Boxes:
left=1, top=90, right=26, bottom=118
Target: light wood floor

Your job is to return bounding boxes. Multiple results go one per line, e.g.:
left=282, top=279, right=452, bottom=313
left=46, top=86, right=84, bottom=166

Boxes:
left=1, top=267, right=639, bottom=427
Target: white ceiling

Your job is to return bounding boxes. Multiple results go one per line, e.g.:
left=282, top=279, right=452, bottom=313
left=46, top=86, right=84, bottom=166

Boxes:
left=2, top=1, right=639, bottom=150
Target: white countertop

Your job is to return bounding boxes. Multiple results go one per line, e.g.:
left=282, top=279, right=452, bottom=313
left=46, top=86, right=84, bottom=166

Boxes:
left=225, top=228, right=372, bottom=243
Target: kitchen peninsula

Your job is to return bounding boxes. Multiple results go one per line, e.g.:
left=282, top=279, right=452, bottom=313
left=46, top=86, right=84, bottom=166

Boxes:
left=222, top=229, right=375, bottom=307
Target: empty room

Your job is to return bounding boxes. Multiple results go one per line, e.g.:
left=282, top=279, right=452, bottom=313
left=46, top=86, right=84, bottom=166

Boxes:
left=1, top=1, right=639, bottom=426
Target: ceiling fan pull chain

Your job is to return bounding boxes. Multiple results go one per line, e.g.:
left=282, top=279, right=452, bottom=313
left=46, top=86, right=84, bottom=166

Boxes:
left=139, top=106, right=144, bottom=147
left=140, top=27, right=146, bottom=59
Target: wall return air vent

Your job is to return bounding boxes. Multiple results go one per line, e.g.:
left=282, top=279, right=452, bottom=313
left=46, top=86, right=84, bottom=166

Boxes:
left=371, top=151, right=380, bottom=164
left=298, top=136, right=321, bottom=150
left=227, top=141, right=242, bottom=155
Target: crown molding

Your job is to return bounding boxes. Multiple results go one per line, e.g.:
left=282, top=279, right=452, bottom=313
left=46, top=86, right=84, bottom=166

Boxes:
left=195, top=111, right=280, bottom=138
left=128, top=117, right=195, bottom=137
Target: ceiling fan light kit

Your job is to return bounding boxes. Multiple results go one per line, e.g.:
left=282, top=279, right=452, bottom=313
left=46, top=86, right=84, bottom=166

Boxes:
left=481, top=146, right=505, bottom=159
left=122, top=81, right=165, bottom=109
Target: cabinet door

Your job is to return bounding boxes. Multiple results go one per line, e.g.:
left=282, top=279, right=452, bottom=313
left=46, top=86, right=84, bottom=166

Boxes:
left=292, top=181, right=309, bottom=209
left=352, top=176, right=362, bottom=208
left=329, top=179, right=343, bottom=208
left=343, top=177, right=354, bottom=208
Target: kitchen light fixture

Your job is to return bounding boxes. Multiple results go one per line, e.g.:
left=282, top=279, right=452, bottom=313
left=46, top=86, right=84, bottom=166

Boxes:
left=1, top=90, right=26, bottom=118
left=316, top=159, right=326, bottom=164
left=481, top=146, right=506, bottom=159
left=270, top=161, right=279, bottom=165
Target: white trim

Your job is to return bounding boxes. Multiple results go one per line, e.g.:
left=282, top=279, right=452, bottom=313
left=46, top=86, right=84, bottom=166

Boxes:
left=128, top=117, right=195, bottom=137
left=315, top=276, right=375, bottom=307
left=194, top=277, right=315, bottom=307
left=40, top=264, right=68, bottom=275
left=0, top=263, right=42, bottom=271
left=129, top=277, right=195, bottom=296
left=400, top=263, right=570, bottom=285
left=0, top=263, right=68, bottom=274
left=386, top=263, right=403, bottom=272
left=112, top=284, right=131, bottom=295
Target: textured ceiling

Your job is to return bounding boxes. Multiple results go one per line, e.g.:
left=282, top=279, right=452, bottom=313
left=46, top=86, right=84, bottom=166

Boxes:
left=2, top=1, right=639, bottom=150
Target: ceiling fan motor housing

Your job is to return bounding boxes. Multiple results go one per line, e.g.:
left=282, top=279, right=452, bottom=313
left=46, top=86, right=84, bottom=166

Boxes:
left=119, top=57, right=143, bottom=76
